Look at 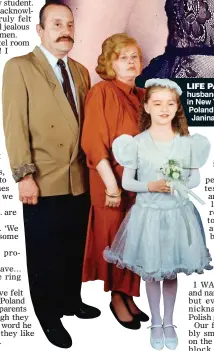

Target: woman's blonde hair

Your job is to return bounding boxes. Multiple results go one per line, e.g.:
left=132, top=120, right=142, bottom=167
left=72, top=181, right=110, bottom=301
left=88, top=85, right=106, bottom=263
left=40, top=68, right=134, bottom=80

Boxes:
left=139, top=86, right=189, bottom=136
left=96, top=33, right=143, bottom=80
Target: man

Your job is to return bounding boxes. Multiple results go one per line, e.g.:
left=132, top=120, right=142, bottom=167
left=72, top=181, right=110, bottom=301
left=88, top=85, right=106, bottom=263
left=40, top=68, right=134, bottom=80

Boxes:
left=2, top=2, right=100, bottom=349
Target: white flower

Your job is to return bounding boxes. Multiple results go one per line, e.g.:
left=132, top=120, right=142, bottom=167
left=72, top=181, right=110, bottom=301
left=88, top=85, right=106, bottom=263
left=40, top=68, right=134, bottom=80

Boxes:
left=172, top=165, right=180, bottom=172
left=160, top=159, right=182, bottom=181
left=172, top=171, right=180, bottom=180
left=165, top=167, right=171, bottom=176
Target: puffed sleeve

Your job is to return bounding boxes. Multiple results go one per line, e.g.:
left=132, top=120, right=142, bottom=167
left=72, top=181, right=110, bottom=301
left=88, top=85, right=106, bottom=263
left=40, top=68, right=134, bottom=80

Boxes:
left=112, top=134, right=138, bottom=169
left=190, top=134, right=211, bottom=168
left=81, top=84, right=110, bottom=167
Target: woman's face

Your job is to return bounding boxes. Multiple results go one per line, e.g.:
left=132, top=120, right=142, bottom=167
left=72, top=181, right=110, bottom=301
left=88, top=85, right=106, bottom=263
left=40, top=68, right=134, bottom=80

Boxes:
left=144, top=88, right=178, bottom=126
left=111, top=46, right=141, bottom=82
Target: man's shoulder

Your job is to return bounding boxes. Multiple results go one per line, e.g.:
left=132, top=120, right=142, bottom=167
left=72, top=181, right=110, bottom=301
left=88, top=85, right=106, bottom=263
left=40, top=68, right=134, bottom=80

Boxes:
left=68, top=57, right=89, bottom=76
left=4, top=51, right=35, bottom=70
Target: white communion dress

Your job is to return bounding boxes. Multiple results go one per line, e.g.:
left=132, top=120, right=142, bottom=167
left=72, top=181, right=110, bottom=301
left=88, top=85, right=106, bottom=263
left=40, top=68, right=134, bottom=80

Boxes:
left=104, top=131, right=212, bottom=281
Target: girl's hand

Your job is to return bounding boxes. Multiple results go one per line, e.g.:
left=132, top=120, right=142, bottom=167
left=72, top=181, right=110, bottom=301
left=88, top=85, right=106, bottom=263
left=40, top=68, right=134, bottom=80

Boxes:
left=105, top=194, right=121, bottom=207
left=148, top=179, right=171, bottom=193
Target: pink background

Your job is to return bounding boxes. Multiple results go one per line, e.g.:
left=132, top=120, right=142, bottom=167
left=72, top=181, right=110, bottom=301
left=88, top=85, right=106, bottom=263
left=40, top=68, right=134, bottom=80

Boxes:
left=63, top=0, right=168, bottom=84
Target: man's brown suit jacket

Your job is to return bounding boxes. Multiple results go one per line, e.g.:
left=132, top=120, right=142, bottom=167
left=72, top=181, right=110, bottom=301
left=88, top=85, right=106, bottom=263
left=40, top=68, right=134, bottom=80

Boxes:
left=2, top=46, right=90, bottom=196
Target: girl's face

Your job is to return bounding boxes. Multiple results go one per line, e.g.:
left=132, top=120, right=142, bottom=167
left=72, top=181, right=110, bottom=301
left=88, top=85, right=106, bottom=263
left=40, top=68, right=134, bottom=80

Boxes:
left=144, top=88, right=178, bottom=126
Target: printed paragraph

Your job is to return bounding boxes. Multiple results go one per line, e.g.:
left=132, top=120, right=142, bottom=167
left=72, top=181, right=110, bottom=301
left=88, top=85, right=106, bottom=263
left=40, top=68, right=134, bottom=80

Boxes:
left=0, top=155, right=31, bottom=344
left=0, top=0, right=33, bottom=54
left=205, top=170, right=214, bottom=241
left=0, top=288, right=33, bottom=339
left=188, top=281, right=214, bottom=351
left=0, top=168, right=21, bottom=258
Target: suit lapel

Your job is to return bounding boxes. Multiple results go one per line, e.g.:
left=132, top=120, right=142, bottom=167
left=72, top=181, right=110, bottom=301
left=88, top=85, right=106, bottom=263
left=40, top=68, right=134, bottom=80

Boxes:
left=32, top=46, right=78, bottom=137
left=67, top=59, right=83, bottom=126
left=67, top=58, right=86, bottom=158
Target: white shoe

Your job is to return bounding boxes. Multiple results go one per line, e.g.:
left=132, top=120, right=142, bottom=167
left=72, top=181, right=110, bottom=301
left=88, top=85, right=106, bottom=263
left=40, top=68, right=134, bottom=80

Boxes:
left=163, top=324, right=178, bottom=350
left=147, top=325, right=164, bottom=350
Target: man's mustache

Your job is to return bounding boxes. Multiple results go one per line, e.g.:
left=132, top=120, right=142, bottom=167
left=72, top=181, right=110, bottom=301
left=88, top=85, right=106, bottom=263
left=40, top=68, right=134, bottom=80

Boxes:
left=56, top=36, right=74, bottom=43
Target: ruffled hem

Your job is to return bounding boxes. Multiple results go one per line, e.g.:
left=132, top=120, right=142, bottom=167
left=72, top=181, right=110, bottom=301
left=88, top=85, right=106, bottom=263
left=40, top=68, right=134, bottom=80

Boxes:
left=103, top=249, right=212, bottom=282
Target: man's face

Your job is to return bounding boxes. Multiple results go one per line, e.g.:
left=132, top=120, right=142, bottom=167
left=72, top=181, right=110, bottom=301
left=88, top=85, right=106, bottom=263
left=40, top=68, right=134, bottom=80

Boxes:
left=37, top=5, right=74, bottom=58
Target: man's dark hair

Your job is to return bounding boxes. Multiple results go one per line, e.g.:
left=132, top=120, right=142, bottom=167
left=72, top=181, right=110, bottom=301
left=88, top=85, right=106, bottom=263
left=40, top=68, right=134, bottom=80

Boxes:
left=39, top=2, right=73, bottom=28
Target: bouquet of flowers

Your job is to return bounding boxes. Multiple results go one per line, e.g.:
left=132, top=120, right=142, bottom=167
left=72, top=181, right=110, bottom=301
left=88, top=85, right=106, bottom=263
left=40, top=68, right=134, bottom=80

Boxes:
left=160, top=159, right=205, bottom=205
left=160, top=159, right=182, bottom=181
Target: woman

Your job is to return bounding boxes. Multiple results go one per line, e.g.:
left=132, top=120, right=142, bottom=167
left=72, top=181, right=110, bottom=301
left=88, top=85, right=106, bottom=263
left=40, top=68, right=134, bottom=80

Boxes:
left=81, top=33, right=149, bottom=329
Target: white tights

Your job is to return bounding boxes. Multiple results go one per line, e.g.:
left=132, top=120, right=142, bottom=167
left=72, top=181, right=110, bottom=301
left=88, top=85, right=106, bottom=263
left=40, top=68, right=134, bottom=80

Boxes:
left=146, top=278, right=177, bottom=339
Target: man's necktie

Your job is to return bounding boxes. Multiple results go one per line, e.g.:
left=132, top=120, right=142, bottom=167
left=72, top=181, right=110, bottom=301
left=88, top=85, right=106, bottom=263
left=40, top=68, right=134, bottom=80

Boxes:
left=57, top=59, right=79, bottom=123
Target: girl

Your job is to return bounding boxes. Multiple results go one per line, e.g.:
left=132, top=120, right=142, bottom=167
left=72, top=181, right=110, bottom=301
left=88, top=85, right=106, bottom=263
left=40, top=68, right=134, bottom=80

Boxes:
left=104, top=78, right=212, bottom=350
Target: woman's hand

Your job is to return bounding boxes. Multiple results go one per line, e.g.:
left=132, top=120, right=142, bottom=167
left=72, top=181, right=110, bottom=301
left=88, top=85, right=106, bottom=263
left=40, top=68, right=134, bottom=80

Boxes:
left=96, top=159, right=122, bottom=207
left=148, top=179, right=171, bottom=193
left=105, top=194, right=121, bottom=207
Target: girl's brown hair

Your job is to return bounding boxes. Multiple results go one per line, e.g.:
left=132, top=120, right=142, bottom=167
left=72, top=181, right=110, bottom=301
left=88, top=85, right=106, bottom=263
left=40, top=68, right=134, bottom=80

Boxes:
left=139, top=86, right=189, bottom=136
